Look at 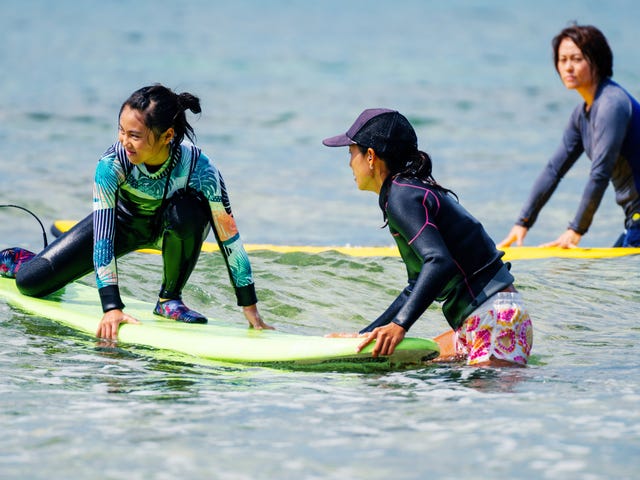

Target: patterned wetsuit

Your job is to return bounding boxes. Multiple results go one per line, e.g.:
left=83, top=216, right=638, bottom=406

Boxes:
left=517, top=79, right=640, bottom=244
left=16, top=142, right=257, bottom=313
left=92, top=142, right=256, bottom=310
left=360, top=175, right=514, bottom=333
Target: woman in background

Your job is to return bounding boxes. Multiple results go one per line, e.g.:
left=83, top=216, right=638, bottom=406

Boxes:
left=499, top=24, right=640, bottom=249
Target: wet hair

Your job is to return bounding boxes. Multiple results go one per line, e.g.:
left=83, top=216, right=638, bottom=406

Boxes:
left=552, top=23, right=613, bottom=83
left=357, top=145, right=457, bottom=200
left=120, top=84, right=202, bottom=145
left=358, top=144, right=458, bottom=227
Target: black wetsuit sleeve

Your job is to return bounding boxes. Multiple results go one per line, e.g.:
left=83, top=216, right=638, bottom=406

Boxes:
left=517, top=110, right=584, bottom=229
left=389, top=229, right=458, bottom=331
left=99, top=285, right=125, bottom=312
left=568, top=93, right=631, bottom=234
left=359, top=284, right=412, bottom=334
left=361, top=182, right=460, bottom=332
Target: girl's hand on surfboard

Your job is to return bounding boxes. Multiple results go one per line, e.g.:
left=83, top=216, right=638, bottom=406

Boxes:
left=357, top=323, right=406, bottom=357
left=497, top=225, right=528, bottom=248
left=540, top=229, right=582, bottom=249
left=96, top=309, right=141, bottom=340
left=243, top=304, right=275, bottom=330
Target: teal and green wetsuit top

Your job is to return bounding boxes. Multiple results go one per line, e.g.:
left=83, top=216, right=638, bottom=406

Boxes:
left=93, top=142, right=256, bottom=310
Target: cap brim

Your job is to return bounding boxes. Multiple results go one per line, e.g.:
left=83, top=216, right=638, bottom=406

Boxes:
left=322, top=133, right=355, bottom=147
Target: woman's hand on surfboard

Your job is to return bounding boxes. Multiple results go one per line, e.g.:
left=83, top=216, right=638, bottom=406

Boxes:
left=357, top=323, right=406, bottom=357
left=497, top=225, right=528, bottom=248
left=243, top=304, right=274, bottom=330
left=540, top=229, right=582, bottom=249
left=96, top=309, right=141, bottom=340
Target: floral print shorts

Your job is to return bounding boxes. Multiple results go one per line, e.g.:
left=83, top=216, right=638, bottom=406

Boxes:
left=455, top=292, right=533, bottom=366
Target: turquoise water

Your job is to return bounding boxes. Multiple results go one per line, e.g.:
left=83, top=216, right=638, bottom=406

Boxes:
left=1, top=1, right=640, bottom=478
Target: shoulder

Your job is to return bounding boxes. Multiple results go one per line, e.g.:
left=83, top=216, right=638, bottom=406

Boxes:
left=599, top=79, right=631, bottom=100
left=388, top=176, right=441, bottom=197
left=385, top=176, right=443, bottom=214
left=186, top=146, right=224, bottom=188
left=594, top=80, right=633, bottom=117
left=95, top=143, right=126, bottom=178
left=178, top=143, right=211, bottom=166
left=193, top=151, right=217, bottom=174
left=178, top=142, right=201, bottom=156
left=98, top=143, right=120, bottom=162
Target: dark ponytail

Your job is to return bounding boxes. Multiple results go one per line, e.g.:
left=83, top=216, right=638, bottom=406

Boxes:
left=358, top=145, right=457, bottom=199
left=120, top=84, right=201, bottom=145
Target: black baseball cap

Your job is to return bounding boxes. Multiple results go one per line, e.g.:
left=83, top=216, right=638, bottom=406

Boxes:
left=322, top=108, right=417, bottom=155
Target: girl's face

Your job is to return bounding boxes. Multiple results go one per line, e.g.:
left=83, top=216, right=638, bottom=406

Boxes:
left=118, top=105, right=173, bottom=166
left=348, top=144, right=375, bottom=192
left=556, top=38, right=596, bottom=91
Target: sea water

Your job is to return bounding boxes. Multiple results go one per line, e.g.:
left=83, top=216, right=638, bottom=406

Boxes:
left=1, top=1, right=639, bottom=479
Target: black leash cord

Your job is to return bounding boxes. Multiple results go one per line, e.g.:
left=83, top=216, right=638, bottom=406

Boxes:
left=0, top=204, right=49, bottom=248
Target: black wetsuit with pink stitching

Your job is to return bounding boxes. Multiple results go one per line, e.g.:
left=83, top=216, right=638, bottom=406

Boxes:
left=360, top=175, right=513, bottom=334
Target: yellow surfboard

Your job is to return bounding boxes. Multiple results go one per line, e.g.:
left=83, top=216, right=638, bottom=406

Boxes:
left=51, top=220, right=640, bottom=261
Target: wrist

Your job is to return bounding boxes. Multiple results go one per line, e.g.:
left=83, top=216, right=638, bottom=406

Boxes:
left=99, top=285, right=125, bottom=313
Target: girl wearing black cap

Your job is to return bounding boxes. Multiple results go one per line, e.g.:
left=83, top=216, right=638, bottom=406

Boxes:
left=323, top=109, right=533, bottom=366
left=1, top=84, right=272, bottom=340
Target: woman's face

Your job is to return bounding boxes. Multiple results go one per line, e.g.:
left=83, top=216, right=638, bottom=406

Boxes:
left=118, top=105, right=172, bottom=166
left=556, top=38, right=596, bottom=91
left=348, top=145, right=375, bottom=192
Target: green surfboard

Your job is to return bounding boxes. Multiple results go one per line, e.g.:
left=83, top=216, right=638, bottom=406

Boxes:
left=0, top=278, right=439, bottom=372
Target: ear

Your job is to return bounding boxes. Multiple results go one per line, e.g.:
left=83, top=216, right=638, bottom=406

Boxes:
left=366, top=147, right=376, bottom=166
left=162, top=127, right=175, bottom=145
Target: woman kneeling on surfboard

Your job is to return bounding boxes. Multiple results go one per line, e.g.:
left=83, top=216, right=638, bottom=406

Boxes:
left=0, top=84, right=273, bottom=339
left=499, top=24, right=640, bottom=249
left=323, top=109, right=533, bottom=366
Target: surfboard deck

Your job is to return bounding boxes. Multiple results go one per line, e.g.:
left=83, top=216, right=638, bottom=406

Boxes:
left=0, top=278, right=439, bottom=372
left=500, top=245, right=640, bottom=260
left=51, top=220, right=640, bottom=260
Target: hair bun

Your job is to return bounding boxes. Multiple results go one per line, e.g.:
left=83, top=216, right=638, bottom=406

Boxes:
left=177, top=92, right=202, bottom=114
